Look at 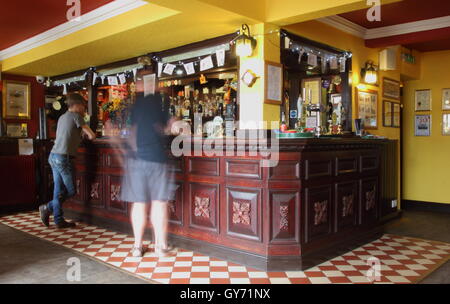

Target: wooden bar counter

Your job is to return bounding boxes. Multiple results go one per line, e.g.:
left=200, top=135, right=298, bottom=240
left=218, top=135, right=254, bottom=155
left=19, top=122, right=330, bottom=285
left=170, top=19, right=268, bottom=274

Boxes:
left=64, top=136, right=398, bottom=270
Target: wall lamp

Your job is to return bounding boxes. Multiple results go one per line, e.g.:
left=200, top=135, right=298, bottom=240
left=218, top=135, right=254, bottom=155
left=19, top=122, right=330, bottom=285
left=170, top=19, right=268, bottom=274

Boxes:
left=233, top=24, right=257, bottom=58
left=361, top=61, right=378, bottom=85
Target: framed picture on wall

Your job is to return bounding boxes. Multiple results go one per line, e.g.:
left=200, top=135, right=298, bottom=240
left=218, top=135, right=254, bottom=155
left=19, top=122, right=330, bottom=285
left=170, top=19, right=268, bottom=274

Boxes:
left=383, top=77, right=401, bottom=100
left=383, top=101, right=392, bottom=127
left=414, top=114, right=431, bottom=136
left=392, top=103, right=401, bottom=128
left=415, top=89, right=432, bottom=111
left=2, top=80, right=31, bottom=119
left=442, top=89, right=450, bottom=110
left=6, top=123, right=28, bottom=138
left=265, top=61, right=283, bottom=105
left=356, top=88, right=378, bottom=129
left=442, top=114, right=450, bottom=135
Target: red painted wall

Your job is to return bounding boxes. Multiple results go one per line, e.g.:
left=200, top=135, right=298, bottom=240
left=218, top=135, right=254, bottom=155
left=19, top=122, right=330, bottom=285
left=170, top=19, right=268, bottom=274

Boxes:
left=1, top=73, right=45, bottom=138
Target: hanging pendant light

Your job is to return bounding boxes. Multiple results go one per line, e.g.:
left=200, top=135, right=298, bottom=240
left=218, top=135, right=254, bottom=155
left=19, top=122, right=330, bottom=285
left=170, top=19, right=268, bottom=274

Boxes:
left=233, top=24, right=257, bottom=58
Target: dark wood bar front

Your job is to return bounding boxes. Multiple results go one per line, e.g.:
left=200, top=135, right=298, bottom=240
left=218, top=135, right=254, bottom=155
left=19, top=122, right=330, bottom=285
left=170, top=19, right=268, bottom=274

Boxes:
left=64, top=137, right=398, bottom=270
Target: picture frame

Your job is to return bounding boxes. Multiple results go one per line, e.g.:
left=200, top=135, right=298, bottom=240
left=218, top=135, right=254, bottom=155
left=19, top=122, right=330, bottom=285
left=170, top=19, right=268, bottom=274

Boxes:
left=414, top=114, right=431, bottom=136
left=442, top=89, right=450, bottom=110
left=383, top=100, right=392, bottom=127
left=301, top=77, right=322, bottom=105
left=265, top=61, right=283, bottom=105
left=415, top=89, right=432, bottom=111
left=383, top=77, right=401, bottom=100
left=442, top=114, right=450, bottom=136
left=356, top=88, right=378, bottom=129
left=2, top=80, right=31, bottom=119
left=392, top=103, right=401, bottom=128
left=6, top=123, right=28, bottom=138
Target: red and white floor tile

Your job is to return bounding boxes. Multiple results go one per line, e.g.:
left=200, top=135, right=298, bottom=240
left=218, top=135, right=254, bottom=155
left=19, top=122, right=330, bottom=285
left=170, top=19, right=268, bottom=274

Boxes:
left=1, top=211, right=449, bottom=284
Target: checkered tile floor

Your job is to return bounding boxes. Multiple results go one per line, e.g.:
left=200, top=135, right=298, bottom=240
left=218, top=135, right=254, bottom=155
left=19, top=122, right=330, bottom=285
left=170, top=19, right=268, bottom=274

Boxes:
left=1, top=211, right=449, bottom=284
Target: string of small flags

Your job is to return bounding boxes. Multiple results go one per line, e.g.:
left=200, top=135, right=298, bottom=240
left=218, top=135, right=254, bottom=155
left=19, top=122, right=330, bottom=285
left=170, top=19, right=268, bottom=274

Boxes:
left=281, top=31, right=352, bottom=73
left=150, top=47, right=228, bottom=78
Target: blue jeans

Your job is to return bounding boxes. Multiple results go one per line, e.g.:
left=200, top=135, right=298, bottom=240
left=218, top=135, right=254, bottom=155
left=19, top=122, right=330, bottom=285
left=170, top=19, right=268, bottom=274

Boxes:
left=47, top=153, right=75, bottom=224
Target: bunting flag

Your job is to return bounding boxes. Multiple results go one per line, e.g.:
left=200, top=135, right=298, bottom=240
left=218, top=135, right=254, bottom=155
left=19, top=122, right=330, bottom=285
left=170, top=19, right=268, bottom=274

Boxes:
left=216, top=49, right=225, bottom=67
left=330, top=57, right=338, bottom=70
left=307, top=53, right=317, bottom=67
left=92, top=72, right=97, bottom=86
left=200, top=56, right=214, bottom=71
left=100, top=75, right=106, bottom=84
left=284, top=37, right=291, bottom=49
left=118, top=73, right=127, bottom=85
left=163, top=63, right=176, bottom=75
left=133, top=68, right=138, bottom=81
left=184, top=62, right=195, bottom=75
left=339, top=57, right=347, bottom=73
left=298, top=49, right=305, bottom=63
left=108, top=76, right=118, bottom=86
left=63, top=84, right=67, bottom=95
left=321, top=57, right=327, bottom=74
left=158, top=62, right=163, bottom=77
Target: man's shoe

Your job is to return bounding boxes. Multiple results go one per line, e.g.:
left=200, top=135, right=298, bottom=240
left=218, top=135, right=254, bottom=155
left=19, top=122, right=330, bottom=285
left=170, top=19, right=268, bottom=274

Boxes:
left=39, top=205, right=50, bottom=227
left=56, top=220, right=76, bottom=229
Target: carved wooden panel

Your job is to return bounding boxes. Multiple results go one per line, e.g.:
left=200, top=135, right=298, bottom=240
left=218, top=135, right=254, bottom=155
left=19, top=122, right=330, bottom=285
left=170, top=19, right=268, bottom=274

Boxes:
left=188, top=158, right=219, bottom=176
left=269, top=161, right=301, bottom=180
left=269, top=191, right=299, bottom=243
left=189, top=183, right=218, bottom=232
left=304, top=186, right=333, bottom=243
left=225, top=159, right=262, bottom=179
left=336, top=155, right=358, bottom=176
left=105, top=175, right=127, bottom=215
left=226, top=187, right=261, bottom=242
left=169, top=182, right=183, bottom=225
left=335, top=181, right=358, bottom=232
left=73, top=173, right=85, bottom=204
left=360, top=178, right=379, bottom=225
left=305, top=159, right=332, bottom=180
left=87, top=175, right=104, bottom=208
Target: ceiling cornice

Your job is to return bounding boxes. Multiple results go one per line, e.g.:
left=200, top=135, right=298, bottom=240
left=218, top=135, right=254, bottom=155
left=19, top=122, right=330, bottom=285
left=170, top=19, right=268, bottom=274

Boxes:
left=319, top=14, right=450, bottom=42
left=318, top=15, right=366, bottom=38
left=0, top=0, right=148, bottom=61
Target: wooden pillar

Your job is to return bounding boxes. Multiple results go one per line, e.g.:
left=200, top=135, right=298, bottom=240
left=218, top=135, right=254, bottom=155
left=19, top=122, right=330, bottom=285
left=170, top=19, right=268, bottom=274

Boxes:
left=86, top=70, right=98, bottom=132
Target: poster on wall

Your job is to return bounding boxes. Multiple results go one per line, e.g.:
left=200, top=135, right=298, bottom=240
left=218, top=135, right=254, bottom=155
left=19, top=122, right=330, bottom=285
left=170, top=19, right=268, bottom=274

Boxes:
left=356, top=88, right=378, bottom=129
left=442, top=114, right=450, bottom=136
left=415, top=114, right=431, bottom=136
left=265, top=61, right=283, bottom=105
left=442, top=89, right=450, bottom=110
left=415, top=89, right=432, bottom=111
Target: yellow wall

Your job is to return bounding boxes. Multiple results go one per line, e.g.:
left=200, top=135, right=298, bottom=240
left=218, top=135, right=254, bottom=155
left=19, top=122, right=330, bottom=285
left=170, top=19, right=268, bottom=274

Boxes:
left=403, top=50, right=450, bottom=205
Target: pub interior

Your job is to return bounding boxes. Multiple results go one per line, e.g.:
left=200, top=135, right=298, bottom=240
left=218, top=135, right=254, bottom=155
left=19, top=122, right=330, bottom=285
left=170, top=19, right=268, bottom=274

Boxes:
left=0, top=0, right=449, bottom=285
